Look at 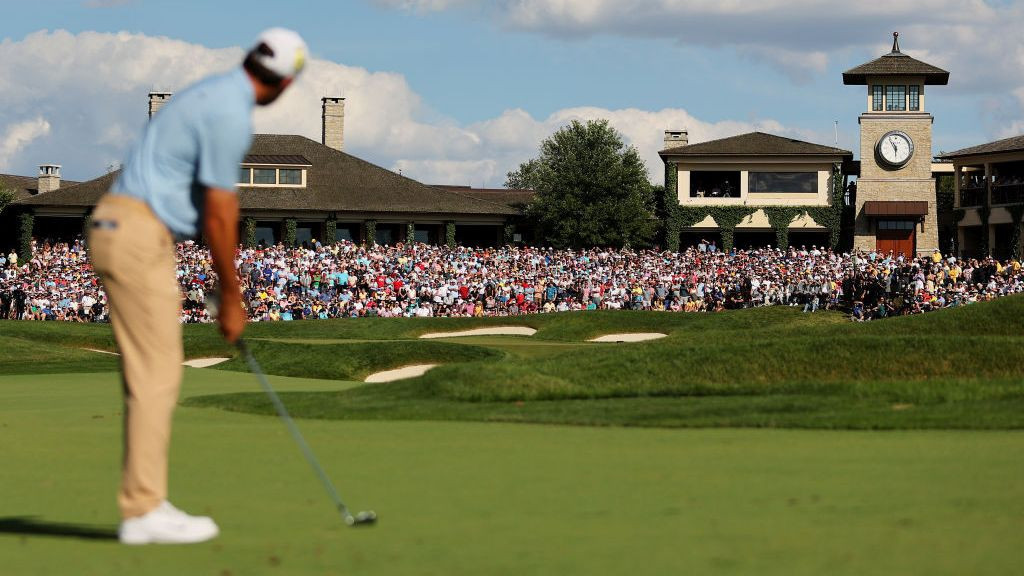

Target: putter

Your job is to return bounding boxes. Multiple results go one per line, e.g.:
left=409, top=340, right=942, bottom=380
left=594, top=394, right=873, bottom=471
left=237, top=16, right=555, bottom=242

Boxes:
left=206, top=292, right=375, bottom=526
left=236, top=339, right=377, bottom=527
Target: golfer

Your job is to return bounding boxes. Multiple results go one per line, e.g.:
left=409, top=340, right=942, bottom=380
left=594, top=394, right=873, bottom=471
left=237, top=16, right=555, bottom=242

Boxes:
left=88, top=28, right=307, bottom=545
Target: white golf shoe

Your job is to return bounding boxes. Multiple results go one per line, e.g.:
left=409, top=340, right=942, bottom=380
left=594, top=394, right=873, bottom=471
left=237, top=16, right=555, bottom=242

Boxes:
left=118, top=501, right=219, bottom=545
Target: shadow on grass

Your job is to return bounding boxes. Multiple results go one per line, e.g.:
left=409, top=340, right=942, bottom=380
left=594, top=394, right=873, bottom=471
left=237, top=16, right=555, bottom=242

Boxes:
left=0, top=517, right=117, bottom=541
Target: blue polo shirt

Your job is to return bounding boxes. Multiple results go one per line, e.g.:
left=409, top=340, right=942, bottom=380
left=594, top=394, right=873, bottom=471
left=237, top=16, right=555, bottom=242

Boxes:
left=112, top=68, right=254, bottom=238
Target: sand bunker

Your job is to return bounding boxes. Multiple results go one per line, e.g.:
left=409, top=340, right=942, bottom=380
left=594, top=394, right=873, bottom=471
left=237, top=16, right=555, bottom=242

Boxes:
left=183, top=357, right=231, bottom=368
left=83, top=348, right=119, bottom=356
left=588, top=333, right=667, bottom=343
left=419, top=327, right=537, bottom=339
left=365, top=364, right=438, bottom=383
left=83, top=348, right=231, bottom=368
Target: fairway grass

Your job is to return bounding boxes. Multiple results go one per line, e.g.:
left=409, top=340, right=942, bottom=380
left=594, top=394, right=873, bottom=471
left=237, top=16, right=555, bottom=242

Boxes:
left=3, top=301, right=1024, bottom=573
left=2, top=370, right=1023, bottom=575
left=187, top=298, right=1024, bottom=429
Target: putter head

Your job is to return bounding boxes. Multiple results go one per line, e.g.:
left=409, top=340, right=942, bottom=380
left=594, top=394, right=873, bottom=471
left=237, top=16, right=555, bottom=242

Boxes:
left=346, top=510, right=377, bottom=527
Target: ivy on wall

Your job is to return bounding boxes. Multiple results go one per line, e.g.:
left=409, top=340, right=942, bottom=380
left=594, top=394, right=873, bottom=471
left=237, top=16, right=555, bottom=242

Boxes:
left=662, top=164, right=845, bottom=253
left=406, top=222, right=416, bottom=245
left=243, top=217, right=257, bottom=248
left=709, top=206, right=756, bottom=252
left=445, top=221, right=456, bottom=248
left=504, top=223, right=516, bottom=245
left=670, top=204, right=843, bottom=253
left=978, top=205, right=991, bottom=257
left=17, top=212, right=33, bottom=262
left=1007, top=205, right=1024, bottom=261
left=365, top=219, right=377, bottom=246
left=807, top=164, right=845, bottom=251
left=762, top=206, right=803, bottom=250
left=950, top=209, right=966, bottom=255
left=284, top=218, right=297, bottom=247
left=663, top=163, right=681, bottom=252
left=673, top=206, right=754, bottom=252
left=806, top=206, right=842, bottom=249
left=325, top=219, right=337, bottom=246
left=81, top=213, right=93, bottom=243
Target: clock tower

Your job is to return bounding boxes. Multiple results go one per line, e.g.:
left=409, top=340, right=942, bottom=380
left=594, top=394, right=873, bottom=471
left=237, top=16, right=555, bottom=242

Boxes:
left=843, top=33, right=949, bottom=255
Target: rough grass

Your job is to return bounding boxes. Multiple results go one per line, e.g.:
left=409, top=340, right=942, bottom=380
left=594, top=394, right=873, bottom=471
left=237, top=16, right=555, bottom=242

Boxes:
left=6, top=295, right=1024, bottom=428
left=184, top=295, right=1024, bottom=429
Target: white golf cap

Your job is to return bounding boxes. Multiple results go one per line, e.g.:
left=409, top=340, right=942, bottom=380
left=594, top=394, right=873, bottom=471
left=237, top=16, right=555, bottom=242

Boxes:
left=249, top=28, right=307, bottom=80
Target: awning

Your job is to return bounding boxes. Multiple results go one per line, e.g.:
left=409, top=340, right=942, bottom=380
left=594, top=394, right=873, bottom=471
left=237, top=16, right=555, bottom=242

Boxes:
left=863, top=201, right=928, bottom=217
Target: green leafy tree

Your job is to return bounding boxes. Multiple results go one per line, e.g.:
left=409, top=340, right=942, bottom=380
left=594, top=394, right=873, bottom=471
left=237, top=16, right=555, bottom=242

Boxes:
left=504, top=158, right=541, bottom=190
left=0, top=187, right=14, bottom=217
left=516, top=119, right=655, bottom=249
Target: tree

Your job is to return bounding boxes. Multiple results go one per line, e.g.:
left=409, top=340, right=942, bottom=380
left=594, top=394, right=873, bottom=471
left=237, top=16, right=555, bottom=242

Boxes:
left=504, top=158, right=541, bottom=190
left=0, top=187, right=14, bottom=217
left=513, top=119, right=655, bottom=249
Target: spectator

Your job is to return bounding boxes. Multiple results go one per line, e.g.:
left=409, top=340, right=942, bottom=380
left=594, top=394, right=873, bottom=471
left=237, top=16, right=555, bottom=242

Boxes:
left=4, top=237, right=1023, bottom=323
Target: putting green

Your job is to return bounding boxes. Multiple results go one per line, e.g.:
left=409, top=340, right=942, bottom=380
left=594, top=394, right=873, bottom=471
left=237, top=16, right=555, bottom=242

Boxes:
left=2, top=369, right=1022, bottom=575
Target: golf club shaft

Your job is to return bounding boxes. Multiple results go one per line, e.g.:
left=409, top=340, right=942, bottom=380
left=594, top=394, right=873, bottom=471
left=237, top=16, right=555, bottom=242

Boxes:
left=236, top=339, right=353, bottom=520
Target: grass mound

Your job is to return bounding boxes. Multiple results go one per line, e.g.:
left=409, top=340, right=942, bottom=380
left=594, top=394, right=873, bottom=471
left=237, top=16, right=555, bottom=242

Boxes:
left=6, top=295, right=1024, bottom=428
left=183, top=295, right=1024, bottom=429
left=213, top=338, right=501, bottom=381
left=0, top=335, right=119, bottom=374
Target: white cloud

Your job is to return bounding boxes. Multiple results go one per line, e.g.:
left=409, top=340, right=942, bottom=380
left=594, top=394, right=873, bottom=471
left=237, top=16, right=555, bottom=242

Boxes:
left=0, top=29, right=838, bottom=189
left=379, top=1, right=1024, bottom=97
left=0, top=117, right=51, bottom=169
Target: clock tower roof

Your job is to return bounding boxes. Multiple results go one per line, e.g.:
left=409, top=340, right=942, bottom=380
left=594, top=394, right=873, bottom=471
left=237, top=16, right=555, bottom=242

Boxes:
left=843, top=32, right=949, bottom=85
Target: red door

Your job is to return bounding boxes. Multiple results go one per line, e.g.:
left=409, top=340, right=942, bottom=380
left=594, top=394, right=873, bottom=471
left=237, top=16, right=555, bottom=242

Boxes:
left=876, top=228, right=915, bottom=257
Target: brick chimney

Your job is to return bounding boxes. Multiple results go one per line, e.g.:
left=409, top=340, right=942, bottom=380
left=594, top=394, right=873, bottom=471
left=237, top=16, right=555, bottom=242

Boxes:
left=149, top=91, right=172, bottom=119
left=37, top=164, right=61, bottom=194
left=322, top=97, right=345, bottom=151
left=664, top=129, right=689, bottom=149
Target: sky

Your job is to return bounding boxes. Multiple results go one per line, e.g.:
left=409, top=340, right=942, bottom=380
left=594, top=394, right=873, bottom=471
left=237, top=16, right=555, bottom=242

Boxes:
left=1, top=0, right=1022, bottom=187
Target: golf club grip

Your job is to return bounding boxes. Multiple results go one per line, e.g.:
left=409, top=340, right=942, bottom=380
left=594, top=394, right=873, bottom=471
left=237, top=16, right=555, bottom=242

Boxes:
left=236, top=339, right=352, bottom=517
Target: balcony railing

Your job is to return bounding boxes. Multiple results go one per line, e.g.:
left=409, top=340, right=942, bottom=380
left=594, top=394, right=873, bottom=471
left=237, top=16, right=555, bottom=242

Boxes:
left=959, top=187, right=986, bottom=207
left=992, top=184, right=1024, bottom=206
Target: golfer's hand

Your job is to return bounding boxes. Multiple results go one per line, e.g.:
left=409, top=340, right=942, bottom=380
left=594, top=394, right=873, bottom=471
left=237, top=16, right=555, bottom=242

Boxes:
left=218, top=296, right=246, bottom=343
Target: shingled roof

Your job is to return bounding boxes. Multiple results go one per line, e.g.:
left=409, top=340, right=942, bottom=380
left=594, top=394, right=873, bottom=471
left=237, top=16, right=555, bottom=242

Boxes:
left=15, top=171, right=115, bottom=207
left=17, top=134, right=519, bottom=217
left=435, top=186, right=535, bottom=210
left=659, top=132, right=851, bottom=158
left=240, top=135, right=517, bottom=215
left=938, top=134, right=1024, bottom=160
left=843, top=34, right=949, bottom=85
left=1, top=173, right=81, bottom=202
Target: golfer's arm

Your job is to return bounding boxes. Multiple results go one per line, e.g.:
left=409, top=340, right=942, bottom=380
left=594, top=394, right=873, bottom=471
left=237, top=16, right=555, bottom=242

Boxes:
left=204, top=187, right=241, bottom=301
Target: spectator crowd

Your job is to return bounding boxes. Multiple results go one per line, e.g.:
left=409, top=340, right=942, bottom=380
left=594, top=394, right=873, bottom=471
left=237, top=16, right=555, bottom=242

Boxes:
left=2, top=237, right=1022, bottom=323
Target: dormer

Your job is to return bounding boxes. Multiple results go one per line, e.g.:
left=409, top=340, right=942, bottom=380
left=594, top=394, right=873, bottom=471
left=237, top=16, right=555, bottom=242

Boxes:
left=238, top=155, right=312, bottom=188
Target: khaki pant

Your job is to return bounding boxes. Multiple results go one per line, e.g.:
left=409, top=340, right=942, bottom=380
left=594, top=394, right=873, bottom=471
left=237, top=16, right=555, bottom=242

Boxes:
left=88, top=194, right=183, bottom=519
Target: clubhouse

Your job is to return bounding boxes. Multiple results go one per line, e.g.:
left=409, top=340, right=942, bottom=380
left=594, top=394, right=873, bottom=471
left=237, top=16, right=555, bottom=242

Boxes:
left=3, top=94, right=527, bottom=249
left=659, top=130, right=852, bottom=249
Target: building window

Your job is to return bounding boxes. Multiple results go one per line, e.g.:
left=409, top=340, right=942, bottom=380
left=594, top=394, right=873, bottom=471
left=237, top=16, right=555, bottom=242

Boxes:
left=690, top=171, right=740, bottom=198
left=279, top=169, right=302, bottom=185
left=749, top=172, right=817, bottom=194
left=886, top=85, right=906, bottom=111
left=872, top=85, right=884, bottom=111
left=240, top=165, right=308, bottom=187
left=908, top=85, right=920, bottom=111
left=877, top=220, right=915, bottom=231
left=253, top=168, right=277, bottom=185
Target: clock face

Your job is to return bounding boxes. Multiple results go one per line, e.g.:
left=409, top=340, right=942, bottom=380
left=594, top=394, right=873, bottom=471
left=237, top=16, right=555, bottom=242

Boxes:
left=876, top=130, right=914, bottom=167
